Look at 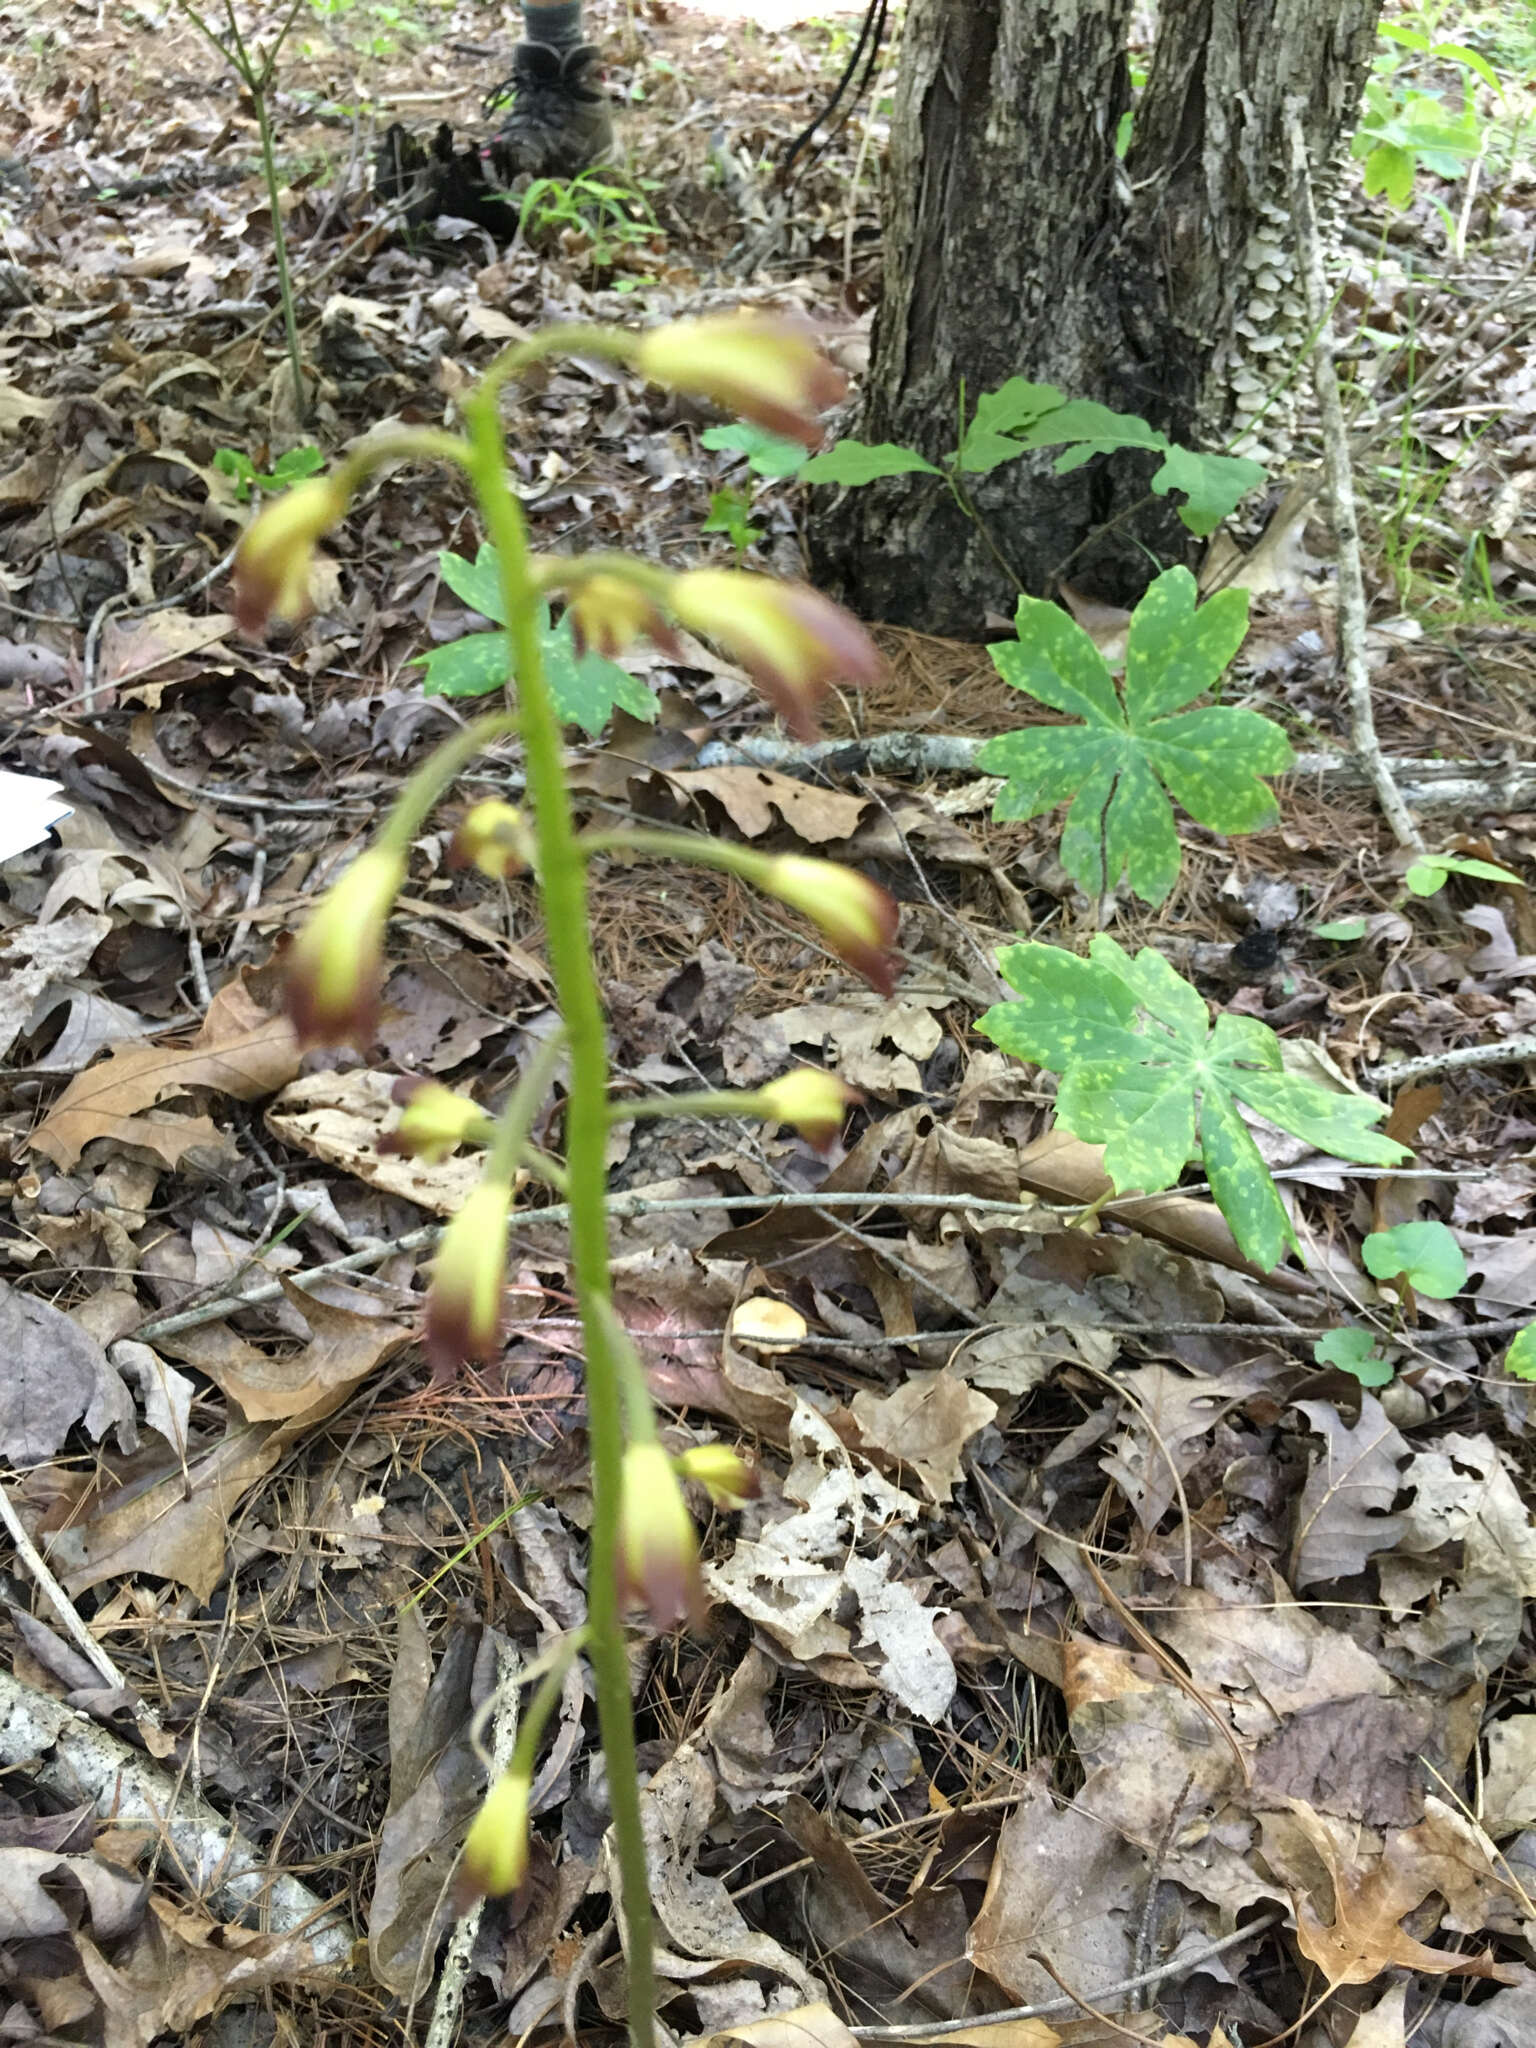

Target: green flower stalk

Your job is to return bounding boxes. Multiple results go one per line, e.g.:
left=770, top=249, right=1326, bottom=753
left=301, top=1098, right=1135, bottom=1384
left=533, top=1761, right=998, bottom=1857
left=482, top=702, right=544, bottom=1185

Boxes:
left=255, top=311, right=879, bottom=2048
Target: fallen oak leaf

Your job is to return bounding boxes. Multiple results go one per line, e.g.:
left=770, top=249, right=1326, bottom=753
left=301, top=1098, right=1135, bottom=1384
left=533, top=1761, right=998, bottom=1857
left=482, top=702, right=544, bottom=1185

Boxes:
left=1284, top=1798, right=1522, bottom=1988
left=27, top=977, right=300, bottom=1171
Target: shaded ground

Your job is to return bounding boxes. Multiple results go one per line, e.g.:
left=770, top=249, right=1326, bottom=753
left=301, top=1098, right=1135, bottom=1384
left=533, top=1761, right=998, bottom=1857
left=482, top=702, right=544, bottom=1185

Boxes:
left=4, top=3, right=1536, bottom=2045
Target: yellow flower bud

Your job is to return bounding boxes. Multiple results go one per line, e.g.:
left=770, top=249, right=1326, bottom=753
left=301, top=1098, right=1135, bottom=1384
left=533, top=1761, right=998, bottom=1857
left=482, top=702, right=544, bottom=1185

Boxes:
left=233, top=475, right=351, bottom=635
left=457, top=1769, right=530, bottom=1907
left=448, top=800, right=534, bottom=879
left=670, top=570, right=881, bottom=741
left=633, top=313, right=846, bottom=449
left=756, top=1068, right=861, bottom=1153
left=425, top=1178, right=511, bottom=1379
left=380, top=1077, right=494, bottom=1165
left=564, top=572, right=679, bottom=662
left=617, top=1441, right=702, bottom=1629
left=760, top=855, right=899, bottom=995
left=284, top=845, right=405, bottom=1048
left=674, top=1443, right=759, bottom=1509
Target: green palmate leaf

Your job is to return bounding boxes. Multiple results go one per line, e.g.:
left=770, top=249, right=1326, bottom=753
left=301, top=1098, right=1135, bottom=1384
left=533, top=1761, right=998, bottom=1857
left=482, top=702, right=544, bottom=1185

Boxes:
left=1507, top=1326, right=1536, bottom=1381
left=540, top=611, right=659, bottom=735
left=700, top=422, right=809, bottom=478
left=799, top=441, right=943, bottom=485
left=438, top=543, right=508, bottom=623
left=1150, top=445, right=1268, bottom=536
left=1315, top=1327, right=1394, bottom=1387
left=1362, top=1219, right=1467, bottom=1299
left=976, top=935, right=1408, bottom=1271
left=978, top=569, right=1290, bottom=905
left=415, top=629, right=510, bottom=699
left=416, top=557, right=658, bottom=734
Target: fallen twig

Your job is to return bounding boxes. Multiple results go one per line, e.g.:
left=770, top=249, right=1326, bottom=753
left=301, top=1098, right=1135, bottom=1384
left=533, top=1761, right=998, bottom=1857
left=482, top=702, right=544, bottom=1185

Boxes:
left=1287, top=106, right=1422, bottom=855
left=0, top=1665, right=352, bottom=1963
left=1365, top=1034, right=1536, bottom=1088
left=848, top=1909, right=1285, bottom=2039
left=0, top=1483, right=165, bottom=1742
left=692, top=733, right=1536, bottom=817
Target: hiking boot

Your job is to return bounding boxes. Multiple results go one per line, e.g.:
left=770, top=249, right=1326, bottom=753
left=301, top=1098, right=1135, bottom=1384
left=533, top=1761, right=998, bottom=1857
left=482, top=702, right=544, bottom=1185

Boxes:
left=482, top=41, right=613, bottom=185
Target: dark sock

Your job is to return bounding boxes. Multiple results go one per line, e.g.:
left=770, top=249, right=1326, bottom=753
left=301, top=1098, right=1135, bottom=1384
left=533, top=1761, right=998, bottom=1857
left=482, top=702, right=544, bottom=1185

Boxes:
left=520, top=0, right=582, bottom=48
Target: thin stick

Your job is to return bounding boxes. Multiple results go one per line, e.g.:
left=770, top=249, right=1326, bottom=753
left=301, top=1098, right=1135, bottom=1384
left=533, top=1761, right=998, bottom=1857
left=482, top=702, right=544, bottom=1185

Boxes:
left=1363, top=1034, right=1536, bottom=1088
left=1286, top=106, right=1422, bottom=855
left=847, top=1911, right=1284, bottom=2039
left=0, top=1482, right=164, bottom=1742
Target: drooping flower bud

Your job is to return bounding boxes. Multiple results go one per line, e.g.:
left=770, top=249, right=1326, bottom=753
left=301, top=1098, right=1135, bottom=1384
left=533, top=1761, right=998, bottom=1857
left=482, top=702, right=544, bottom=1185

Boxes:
left=760, top=855, right=900, bottom=995
left=456, top=1768, right=530, bottom=1908
left=425, top=1178, right=512, bottom=1378
left=756, top=1068, right=861, bottom=1153
left=284, top=845, right=406, bottom=1048
left=674, top=1443, right=760, bottom=1509
left=670, top=571, right=881, bottom=740
left=564, top=572, right=680, bottom=662
left=447, top=801, right=535, bottom=879
left=233, top=475, right=351, bottom=635
left=616, top=1441, right=702, bottom=1629
left=632, top=313, right=845, bottom=449
left=380, top=1076, right=494, bottom=1164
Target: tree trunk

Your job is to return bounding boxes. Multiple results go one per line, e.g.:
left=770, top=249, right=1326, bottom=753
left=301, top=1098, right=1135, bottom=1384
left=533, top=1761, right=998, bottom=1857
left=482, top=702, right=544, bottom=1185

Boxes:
left=807, top=0, right=1383, bottom=637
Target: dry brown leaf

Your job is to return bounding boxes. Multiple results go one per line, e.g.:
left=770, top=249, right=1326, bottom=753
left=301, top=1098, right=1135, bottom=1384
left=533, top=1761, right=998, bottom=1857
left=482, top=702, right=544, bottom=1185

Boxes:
left=664, top=764, right=869, bottom=842
left=1290, top=1397, right=1410, bottom=1589
left=0, top=1281, right=136, bottom=1465
left=700, top=2004, right=861, bottom=2048
left=851, top=1368, right=997, bottom=1502
left=28, top=977, right=299, bottom=1170
left=161, top=1283, right=413, bottom=1425
left=1283, top=1798, right=1521, bottom=1987
left=1013, top=1130, right=1315, bottom=1292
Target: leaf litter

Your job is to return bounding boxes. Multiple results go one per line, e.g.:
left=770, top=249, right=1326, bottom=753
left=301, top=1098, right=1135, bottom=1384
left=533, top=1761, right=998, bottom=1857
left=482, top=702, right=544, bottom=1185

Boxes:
left=4, top=0, right=1536, bottom=2042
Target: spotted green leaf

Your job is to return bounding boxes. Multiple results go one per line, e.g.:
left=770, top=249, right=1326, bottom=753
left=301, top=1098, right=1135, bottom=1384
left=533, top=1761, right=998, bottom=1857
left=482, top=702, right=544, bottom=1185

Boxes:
left=977, top=935, right=1408, bottom=1271
left=978, top=568, right=1291, bottom=905
left=1362, top=1220, right=1466, bottom=1299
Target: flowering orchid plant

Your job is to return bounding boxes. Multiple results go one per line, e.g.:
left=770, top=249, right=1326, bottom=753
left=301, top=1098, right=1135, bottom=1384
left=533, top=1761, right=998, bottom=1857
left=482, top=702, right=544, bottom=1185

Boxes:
left=234, top=313, right=893, bottom=2048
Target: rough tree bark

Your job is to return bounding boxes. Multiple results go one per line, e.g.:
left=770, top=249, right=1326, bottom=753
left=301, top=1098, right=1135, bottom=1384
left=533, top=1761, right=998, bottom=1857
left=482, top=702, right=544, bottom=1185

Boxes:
left=807, top=0, right=1384, bottom=636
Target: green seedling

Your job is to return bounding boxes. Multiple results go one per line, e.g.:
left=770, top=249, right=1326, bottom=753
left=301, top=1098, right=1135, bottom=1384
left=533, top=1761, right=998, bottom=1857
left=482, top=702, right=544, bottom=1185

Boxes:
left=214, top=444, right=326, bottom=505
left=1314, top=1327, right=1395, bottom=1387
left=1404, top=851, right=1525, bottom=897
left=701, top=486, right=763, bottom=562
left=1362, top=1219, right=1467, bottom=1300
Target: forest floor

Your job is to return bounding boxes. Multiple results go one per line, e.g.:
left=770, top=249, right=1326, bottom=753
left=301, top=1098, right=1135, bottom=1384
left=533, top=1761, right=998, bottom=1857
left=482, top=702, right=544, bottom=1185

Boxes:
left=5, top=2, right=1536, bottom=2045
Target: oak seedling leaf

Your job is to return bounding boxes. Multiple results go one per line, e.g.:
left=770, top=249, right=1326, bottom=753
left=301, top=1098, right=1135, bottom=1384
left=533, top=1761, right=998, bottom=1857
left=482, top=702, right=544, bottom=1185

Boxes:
left=1362, top=1220, right=1467, bottom=1299
left=700, top=422, right=810, bottom=478
left=797, top=441, right=942, bottom=485
left=978, top=567, right=1290, bottom=906
left=416, top=545, right=658, bottom=736
left=976, top=935, right=1407, bottom=1271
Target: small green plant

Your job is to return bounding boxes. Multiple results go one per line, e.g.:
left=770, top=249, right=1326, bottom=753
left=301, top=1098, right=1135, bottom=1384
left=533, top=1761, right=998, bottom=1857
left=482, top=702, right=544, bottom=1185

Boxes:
left=415, top=545, right=660, bottom=735
left=977, top=567, right=1291, bottom=906
left=1314, top=1326, right=1394, bottom=1387
left=1362, top=1218, right=1467, bottom=1300
left=1354, top=26, right=1499, bottom=213
left=800, top=377, right=1266, bottom=539
left=977, top=936, right=1407, bottom=1271
left=701, top=485, right=762, bottom=561
left=169, top=0, right=308, bottom=417
left=518, top=170, right=661, bottom=272
left=1508, top=1326, right=1536, bottom=1380
left=213, top=444, right=325, bottom=504
left=1404, top=850, right=1524, bottom=897
left=701, top=421, right=810, bottom=478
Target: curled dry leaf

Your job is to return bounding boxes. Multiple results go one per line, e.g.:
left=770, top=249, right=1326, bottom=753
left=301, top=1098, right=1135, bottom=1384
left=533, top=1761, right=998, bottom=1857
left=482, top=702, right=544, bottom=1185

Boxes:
left=0, top=1280, right=136, bottom=1465
left=265, top=1067, right=487, bottom=1215
left=27, top=977, right=300, bottom=1171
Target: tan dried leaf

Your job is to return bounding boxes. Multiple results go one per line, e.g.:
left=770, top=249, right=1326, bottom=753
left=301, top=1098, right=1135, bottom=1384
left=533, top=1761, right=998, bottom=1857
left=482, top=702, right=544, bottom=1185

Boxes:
left=730, top=1297, right=808, bottom=1352
left=851, top=1368, right=996, bottom=1502
left=665, top=765, right=869, bottom=842
left=28, top=978, right=299, bottom=1170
